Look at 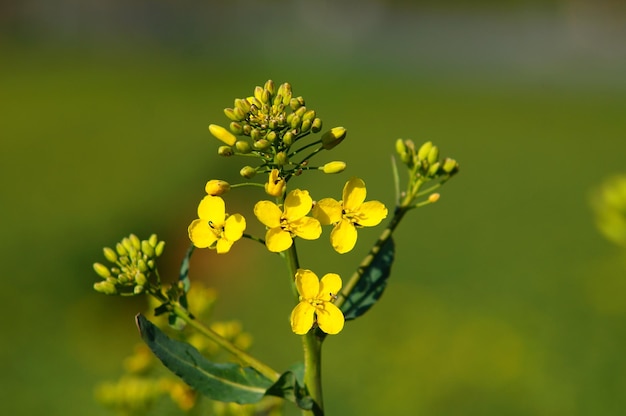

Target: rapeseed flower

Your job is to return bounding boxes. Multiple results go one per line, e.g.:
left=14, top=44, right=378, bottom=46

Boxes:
left=290, top=269, right=344, bottom=335
left=188, top=196, right=246, bottom=253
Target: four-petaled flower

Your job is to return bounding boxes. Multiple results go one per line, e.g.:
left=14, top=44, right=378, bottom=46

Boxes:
left=254, top=189, right=322, bottom=252
left=290, top=269, right=344, bottom=335
left=188, top=196, right=246, bottom=253
left=313, top=177, right=388, bottom=253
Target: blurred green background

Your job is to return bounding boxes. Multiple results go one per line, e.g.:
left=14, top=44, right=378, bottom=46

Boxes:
left=2, top=0, right=626, bottom=415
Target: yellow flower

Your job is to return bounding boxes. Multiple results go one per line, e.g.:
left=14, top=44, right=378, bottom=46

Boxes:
left=290, top=269, right=344, bottom=335
left=264, top=169, right=286, bottom=197
left=188, top=196, right=246, bottom=253
left=254, top=189, right=321, bottom=252
left=313, top=177, right=388, bottom=254
left=204, top=180, right=230, bottom=196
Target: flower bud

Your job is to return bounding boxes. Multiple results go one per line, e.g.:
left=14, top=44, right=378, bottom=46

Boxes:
left=254, top=86, right=264, bottom=103
left=234, top=98, right=251, bottom=113
left=283, top=131, right=294, bottom=146
left=148, top=234, right=158, bottom=248
left=209, top=124, right=237, bottom=146
left=141, top=240, right=154, bottom=258
left=274, top=151, right=289, bottom=166
left=303, top=109, right=316, bottom=121
left=155, top=241, right=165, bottom=257
left=264, top=79, right=275, bottom=96
left=321, top=127, right=347, bottom=150
left=235, top=140, right=251, bottom=154
left=240, top=166, right=256, bottom=179
left=253, top=139, right=270, bottom=150
left=300, top=119, right=312, bottom=133
left=265, top=169, right=286, bottom=197
left=103, top=247, right=117, bottom=263
left=266, top=131, right=277, bottom=143
left=429, top=193, right=441, bottom=203
left=135, top=272, right=148, bottom=287
left=427, top=146, right=440, bottom=165
left=218, top=146, right=234, bottom=156
left=93, top=262, right=111, bottom=278
left=229, top=122, right=244, bottom=135
left=115, top=242, right=127, bottom=257
left=224, top=108, right=239, bottom=121
left=321, top=161, right=347, bottom=174
left=133, top=285, right=145, bottom=295
left=311, top=118, right=322, bottom=133
left=295, top=106, right=307, bottom=118
left=94, top=280, right=117, bottom=295
left=442, top=158, right=459, bottom=174
left=417, top=141, right=433, bottom=161
left=279, top=83, right=292, bottom=105
left=250, top=128, right=262, bottom=141
left=261, top=88, right=271, bottom=104
left=205, top=179, right=231, bottom=196
left=427, top=161, right=441, bottom=176
left=395, top=138, right=409, bottom=162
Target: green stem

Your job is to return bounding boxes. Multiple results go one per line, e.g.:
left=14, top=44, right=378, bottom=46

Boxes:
left=302, top=331, right=324, bottom=416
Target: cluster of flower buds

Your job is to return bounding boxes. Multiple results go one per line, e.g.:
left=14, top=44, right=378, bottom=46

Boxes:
left=208, top=80, right=347, bottom=180
left=93, top=234, right=165, bottom=296
left=395, top=139, right=459, bottom=180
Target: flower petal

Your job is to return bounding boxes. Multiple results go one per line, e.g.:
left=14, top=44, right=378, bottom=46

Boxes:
left=330, top=219, right=358, bottom=254
left=295, top=269, right=320, bottom=299
left=316, top=303, right=345, bottom=335
left=290, top=302, right=316, bottom=335
left=291, top=217, right=322, bottom=240
left=223, top=214, right=246, bottom=241
left=312, top=198, right=342, bottom=225
left=342, top=177, right=366, bottom=211
left=283, top=189, right=313, bottom=221
left=265, top=227, right=293, bottom=252
left=318, top=273, right=342, bottom=301
left=254, top=201, right=282, bottom=228
left=215, top=238, right=234, bottom=254
left=188, top=219, right=218, bottom=248
left=356, top=201, right=388, bottom=227
left=197, top=196, right=226, bottom=224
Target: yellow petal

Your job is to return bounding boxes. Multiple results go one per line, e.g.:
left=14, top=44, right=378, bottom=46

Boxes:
left=330, top=219, right=358, bottom=254
left=296, top=269, right=320, bottom=299
left=291, top=217, right=322, bottom=240
left=342, top=177, right=366, bottom=211
left=290, top=302, right=315, bottom=335
left=316, top=302, right=345, bottom=335
left=223, top=214, right=246, bottom=241
left=254, top=201, right=282, bottom=228
left=312, top=198, right=342, bottom=225
left=265, top=227, right=293, bottom=252
left=215, top=238, right=234, bottom=254
left=318, top=273, right=342, bottom=301
left=283, top=189, right=312, bottom=221
left=356, top=201, right=388, bottom=227
left=197, top=196, right=225, bottom=224
left=188, top=219, right=218, bottom=248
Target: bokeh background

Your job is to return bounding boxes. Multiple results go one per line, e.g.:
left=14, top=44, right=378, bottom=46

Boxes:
left=2, top=0, right=626, bottom=415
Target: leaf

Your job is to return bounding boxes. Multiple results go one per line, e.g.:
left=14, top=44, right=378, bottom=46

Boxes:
left=341, top=237, right=395, bottom=320
left=265, top=363, right=313, bottom=410
left=136, top=314, right=273, bottom=404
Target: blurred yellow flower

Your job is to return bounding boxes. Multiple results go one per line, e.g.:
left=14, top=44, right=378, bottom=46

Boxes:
left=313, top=177, right=387, bottom=253
left=290, top=269, right=344, bottom=335
left=188, top=196, right=246, bottom=253
left=254, top=189, right=321, bottom=252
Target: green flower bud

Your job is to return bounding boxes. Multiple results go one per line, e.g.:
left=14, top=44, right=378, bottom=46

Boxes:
left=248, top=96, right=262, bottom=109
left=289, top=97, right=302, bottom=111
left=261, top=88, right=271, bottom=104
left=300, top=119, right=312, bottom=133
left=209, top=124, right=237, bottom=146
left=321, top=127, right=347, bottom=150
left=135, top=272, right=148, bottom=286
left=427, top=161, right=441, bottom=176
left=224, top=108, right=239, bottom=122
left=133, top=285, right=145, bottom=295
left=141, top=240, right=154, bottom=258
left=295, top=106, right=307, bottom=118
left=427, top=146, right=440, bottom=165
left=115, top=242, right=128, bottom=257
left=240, top=166, right=256, bottom=179
left=266, top=131, right=277, bottom=143
left=264, top=79, right=275, bottom=96
left=254, top=86, right=264, bottom=103
left=93, top=262, right=111, bottom=278
left=155, top=241, right=165, bottom=257
left=395, top=138, right=407, bottom=157
left=253, top=139, right=270, bottom=150
left=242, top=124, right=252, bottom=136
left=233, top=107, right=246, bottom=121
left=283, top=131, right=294, bottom=146
left=311, top=118, right=322, bottom=133
left=250, top=128, right=262, bottom=141
left=205, top=179, right=231, bottom=196
left=229, top=122, right=244, bottom=135
left=234, top=98, right=251, bottom=113
left=148, top=234, right=158, bottom=248
left=147, top=259, right=155, bottom=269
left=279, top=83, right=292, bottom=105
left=321, top=161, right=347, bottom=174
left=235, top=140, right=252, bottom=154
left=289, top=115, right=301, bottom=129
left=94, top=280, right=117, bottom=295
left=103, top=247, right=117, bottom=263
left=303, top=109, right=316, bottom=121
left=274, top=151, right=289, bottom=166
left=417, top=141, right=433, bottom=161
left=218, top=146, right=234, bottom=156
left=442, top=158, right=459, bottom=174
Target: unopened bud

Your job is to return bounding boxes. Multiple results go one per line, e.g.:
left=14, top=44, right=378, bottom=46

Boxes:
left=135, top=272, right=148, bottom=286
left=283, top=131, right=294, bottom=146
left=321, top=127, right=347, bottom=150
left=93, top=263, right=111, bottom=278
left=141, top=240, right=154, bottom=258
left=205, top=179, right=231, bottom=196
left=274, top=151, right=289, bottom=166
left=427, top=161, right=441, bottom=176
left=155, top=241, right=165, bottom=257
left=218, top=146, right=234, bottom=156
left=300, top=119, right=312, bottom=133
left=115, top=242, right=127, bottom=257
left=395, top=139, right=409, bottom=163
left=253, top=139, right=270, bottom=150
left=250, top=128, right=262, bottom=141
left=209, top=124, right=237, bottom=146
left=442, top=158, right=459, bottom=174
left=224, top=108, right=240, bottom=122
left=103, top=247, right=117, bottom=263
left=265, top=169, right=286, bottom=197
left=311, top=118, right=322, bottom=133
left=229, top=122, right=244, bottom=135
left=266, top=131, right=277, bottom=143
left=133, top=285, right=145, bottom=295
left=94, top=280, right=117, bottom=295
left=234, top=98, right=251, bottom=113
left=417, top=141, right=433, bottom=161
left=261, top=88, right=271, bottom=104
left=240, top=166, right=257, bottom=179
left=429, top=193, right=440, bottom=203
left=254, top=86, right=264, bottom=103
left=427, top=146, right=440, bottom=165
left=148, top=234, right=158, bottom=247
left=264, top=79, right=275, bottom=96
left=235, top=140, right=251, bottom=154
left=321, top=161, right=347, bottom=174
left=278, top=83, right=292, bottom=105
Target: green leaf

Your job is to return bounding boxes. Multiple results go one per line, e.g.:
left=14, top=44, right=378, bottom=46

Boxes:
left=341, top=237, right=395, bottom=321
left=136, top=314, right=273, bottom=404
left=265, top=363, right=313, bottom=410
